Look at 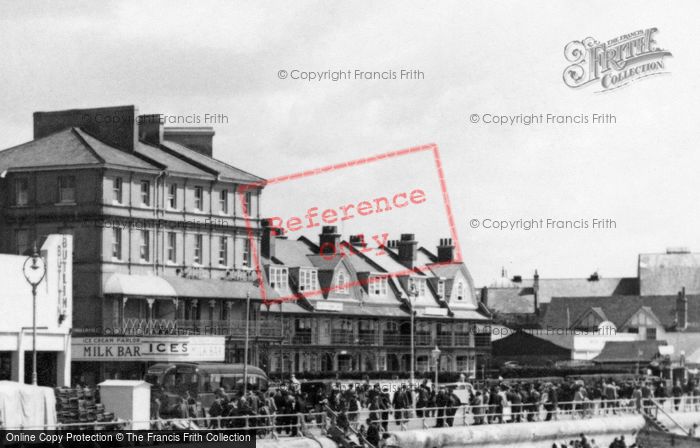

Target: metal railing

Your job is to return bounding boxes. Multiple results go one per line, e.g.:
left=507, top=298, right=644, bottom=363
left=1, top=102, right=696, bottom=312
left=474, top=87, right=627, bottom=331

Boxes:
left=8, top=410, right=330, bottom=436
left=331, top=332, right=355, bottom=345
left=118, top=318, right=283, bottom=337
left=12, top=397, right=699, bottom=434
left=649, top=398, right=691, bottom=436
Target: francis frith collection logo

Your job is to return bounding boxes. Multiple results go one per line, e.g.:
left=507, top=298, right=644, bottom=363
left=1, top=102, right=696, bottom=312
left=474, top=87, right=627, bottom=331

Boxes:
left=563, top=28, right=672, bottom=92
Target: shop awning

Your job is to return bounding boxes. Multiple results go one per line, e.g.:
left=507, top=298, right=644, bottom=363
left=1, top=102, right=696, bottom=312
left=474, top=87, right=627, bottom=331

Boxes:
left=451, top=309, right=490, bottom=321
left=103, top=273, right=177, bottom=297
left=102, top=273, right=280, bottom=300
left=164, top=276, right=273, bottom=300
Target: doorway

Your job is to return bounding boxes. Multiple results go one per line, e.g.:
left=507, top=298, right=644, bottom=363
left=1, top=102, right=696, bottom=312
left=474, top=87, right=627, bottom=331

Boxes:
left=24, top=351, right=57, bottom=386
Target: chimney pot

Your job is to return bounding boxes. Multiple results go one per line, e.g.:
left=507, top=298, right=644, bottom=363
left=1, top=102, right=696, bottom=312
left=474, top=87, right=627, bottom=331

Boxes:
left=319, top=226, right=340, bottom=255
left=437, top=236, right=455, bottom=262
left=349, top=234, right=366, bottom=247
left=397, top=233, right=417, bottom=268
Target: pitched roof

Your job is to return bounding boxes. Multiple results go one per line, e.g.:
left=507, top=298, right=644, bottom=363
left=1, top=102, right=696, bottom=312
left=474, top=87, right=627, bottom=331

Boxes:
left=536, top=277, right=639, bottom=303
left=270, top=238, right=316, bottom=268
left=541, top=294, right=700, bottom=330
left=262, top=235, right=491, bottom=320
left=74, top=129, right=157, bottom=170
left=593, top=340, right=666, bottom=363
left=639, top=252, right=700, bottom=296
left=0, top=128, right=158, bottom=172
left=484, top=276, right=639, bottom=315
left=307, top=254, right=346, bottom=271
left=160, top=140, right=263, bottom=183
left=487, top=288, right=536, bottom=314
left=135, top=141, right=212, bottom=177
left=0, top=124, right=262, bottom=184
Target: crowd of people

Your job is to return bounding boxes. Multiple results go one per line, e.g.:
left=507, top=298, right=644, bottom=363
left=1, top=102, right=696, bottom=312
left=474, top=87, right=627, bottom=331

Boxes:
left=552, top=434, right=632, bottom=448
left=150, top=374, right=700, bottom=446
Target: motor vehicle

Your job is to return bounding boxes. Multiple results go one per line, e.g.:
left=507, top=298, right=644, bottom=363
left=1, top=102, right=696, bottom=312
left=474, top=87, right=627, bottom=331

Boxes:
left=144, top=362, right=268, bottom=413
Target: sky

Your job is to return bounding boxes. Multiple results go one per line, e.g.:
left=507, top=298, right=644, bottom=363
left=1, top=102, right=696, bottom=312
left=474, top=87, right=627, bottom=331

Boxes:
left=1, top=0, right=699, bottom=286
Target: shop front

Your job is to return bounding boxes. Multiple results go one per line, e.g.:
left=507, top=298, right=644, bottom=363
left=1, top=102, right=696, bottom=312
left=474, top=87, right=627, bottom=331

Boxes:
left=0, top=234, right=73, bottom=387
left=71, top=335, right=226, bottom=387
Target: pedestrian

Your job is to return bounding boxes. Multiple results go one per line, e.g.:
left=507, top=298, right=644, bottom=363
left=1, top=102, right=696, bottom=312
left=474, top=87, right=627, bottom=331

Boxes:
left=208, top=388, right=230, bottom=428
left=672, top=381, right=683, bottom=411
left=366, top=418, right=381, bottom=447
left=445, top=387, right=461, bottom=427
left=471, top=391, right=484, bottom=425
left=392, top=384, right=410, bottom=429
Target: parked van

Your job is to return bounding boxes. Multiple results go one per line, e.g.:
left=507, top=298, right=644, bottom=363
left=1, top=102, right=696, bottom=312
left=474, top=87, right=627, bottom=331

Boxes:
left=145, top=363, right=268, bottom=411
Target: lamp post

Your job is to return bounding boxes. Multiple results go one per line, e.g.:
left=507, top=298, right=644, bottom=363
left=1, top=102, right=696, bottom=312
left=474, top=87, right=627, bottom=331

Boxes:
left=637, top=349, right=643, bottom=377
left=409, top=284, right=417, bottom=393
left=243, top=291, right=251, bottom=396
left=22, top=243, right=46, bottom=386
left=431, top=346, right=441, bottom=390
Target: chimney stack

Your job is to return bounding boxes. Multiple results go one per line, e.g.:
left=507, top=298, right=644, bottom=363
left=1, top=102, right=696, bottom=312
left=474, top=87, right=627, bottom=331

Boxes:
left=33, top=105, right=138, bottom=152
left=480, top=286, right=488, bottom=307
left=397, top=233, right=417, bottom=268
left=349, top=234, right=366, bottom=248
left=138, top=114, right=164, bottom=146
left=163, top=127, right=215, bottom=157
left=437, top=238, right=455, bottom=262
left=319, top=226, right=340, bottom=255
left=677, top=287, right=688, bottom=330
left=262, top=218, right=283, bottom=259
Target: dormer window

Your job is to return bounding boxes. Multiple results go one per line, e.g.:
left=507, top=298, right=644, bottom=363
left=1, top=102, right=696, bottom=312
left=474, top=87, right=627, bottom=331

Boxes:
left=299, top=269, right=318, bottom=292
left=336, top=271, right=349, bottom=294
left=370, top=276, right=388, bottom=296
left=409, top=277, right=427, bottom=297
left=270, top=266, right=289, bottom=292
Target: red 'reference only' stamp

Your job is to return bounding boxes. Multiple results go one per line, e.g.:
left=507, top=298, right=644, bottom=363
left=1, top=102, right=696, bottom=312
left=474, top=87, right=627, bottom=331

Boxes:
left=238, top=143, right=461, bottom=305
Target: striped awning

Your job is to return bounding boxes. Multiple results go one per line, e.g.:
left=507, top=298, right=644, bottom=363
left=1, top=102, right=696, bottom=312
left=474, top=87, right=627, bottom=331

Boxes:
left=103, top=273, right=177, bottom=297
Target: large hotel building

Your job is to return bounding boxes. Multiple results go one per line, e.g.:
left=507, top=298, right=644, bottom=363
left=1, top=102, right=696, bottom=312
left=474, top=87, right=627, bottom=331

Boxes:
left=0, top=105, right=491, bottom=386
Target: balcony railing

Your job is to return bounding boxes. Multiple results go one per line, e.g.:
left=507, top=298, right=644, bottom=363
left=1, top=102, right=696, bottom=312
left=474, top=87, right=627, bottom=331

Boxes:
left=358, top=332, right=379, bottom=345
left=474, top=333, right=491, bottom=349
left=436, top=334, right=451, bottom=346
left=292, top=333, right=312, bottom=344
left=382, top=333, right=432, bottom=346
left=116, top=319, right=480, bottom=347
left=119, top=318, right=283, bottom=338
left=415, top=333, right=432, bottom=346
left=381, top=333, right=404, bottom=346
left=330, top=332, right=356, bottom=345
left=454, top=334, right=471, bottom=346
